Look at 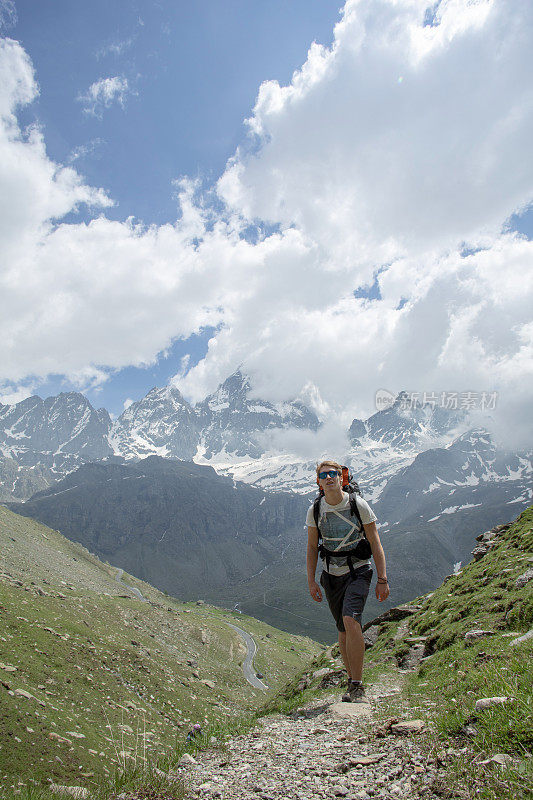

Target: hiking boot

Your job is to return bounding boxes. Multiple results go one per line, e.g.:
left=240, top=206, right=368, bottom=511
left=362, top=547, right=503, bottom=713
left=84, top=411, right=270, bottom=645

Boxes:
left=348, top=682, right=366, bottom=703
left=342, top=680, right=366, bottom=703
left=341, top=676, right=353, bottom=702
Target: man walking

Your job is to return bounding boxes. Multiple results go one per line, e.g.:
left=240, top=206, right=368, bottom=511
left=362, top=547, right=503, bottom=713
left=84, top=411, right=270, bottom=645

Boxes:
left=306, top=460, right=389, bottom=702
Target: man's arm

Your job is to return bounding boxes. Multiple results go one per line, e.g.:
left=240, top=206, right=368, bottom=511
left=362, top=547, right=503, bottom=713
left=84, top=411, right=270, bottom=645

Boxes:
left=364, top=521, right=390, bottom=602
left=307, top=526, right=322, bottom=602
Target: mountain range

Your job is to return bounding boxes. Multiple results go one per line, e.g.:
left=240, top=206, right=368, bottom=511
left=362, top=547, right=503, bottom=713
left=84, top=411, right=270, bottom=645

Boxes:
left=2, top=370, right=530, bottom=504
left=1, top=369, right=531, bottom=640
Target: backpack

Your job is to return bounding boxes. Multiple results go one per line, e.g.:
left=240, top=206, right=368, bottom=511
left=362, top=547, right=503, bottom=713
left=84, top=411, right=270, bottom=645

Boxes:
left=312, top=466, right=372, bottom=576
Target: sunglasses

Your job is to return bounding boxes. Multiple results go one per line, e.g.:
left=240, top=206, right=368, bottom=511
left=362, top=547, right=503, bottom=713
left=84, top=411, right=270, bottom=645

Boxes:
left=318, top=470, right=340, bottom=479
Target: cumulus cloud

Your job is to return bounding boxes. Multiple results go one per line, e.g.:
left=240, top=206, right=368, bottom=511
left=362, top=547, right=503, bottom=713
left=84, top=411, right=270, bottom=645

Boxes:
left=78, top=76, right=133, bottom=117
left=220, top=0, right=533, bottom=265
left=0, top=1, right=533, bottom=451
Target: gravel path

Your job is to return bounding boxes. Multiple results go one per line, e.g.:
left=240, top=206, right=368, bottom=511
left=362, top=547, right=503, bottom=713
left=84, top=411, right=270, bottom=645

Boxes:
left=176, top=677, right=456, bottom=800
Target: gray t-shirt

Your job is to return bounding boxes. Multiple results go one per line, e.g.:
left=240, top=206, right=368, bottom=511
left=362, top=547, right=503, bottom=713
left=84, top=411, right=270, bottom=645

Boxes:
left=306, top=492, right=377, bottom=576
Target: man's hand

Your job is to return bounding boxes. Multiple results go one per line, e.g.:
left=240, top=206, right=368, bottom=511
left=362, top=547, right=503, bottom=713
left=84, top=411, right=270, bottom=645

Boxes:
left=375, top=580, right=390, bottom=602
left=309, top=581, right=322, bottom=602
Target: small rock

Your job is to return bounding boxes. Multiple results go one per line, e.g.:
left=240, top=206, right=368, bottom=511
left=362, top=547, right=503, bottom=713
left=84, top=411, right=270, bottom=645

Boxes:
left=312, top=668, right=331, bottom=679
left=475, top=696, right=515, bottom=711
left=515, top=568, right=533, bottom=589
left=363, top=626, right=380, bottom=649
left=480, top=753, right=515, bottom=767
left=334, top=787, right=350, bottom=797
left=179, top=753, right=197, bottom=766
left=49, top=786, right=88, bottom=799
left=509, top=629, right=533, bottom=647
left=464, top=629, right=495, bottom=644
left=201, top=679, right=216, bottom=689
left=390, top=719, right=426, bottom=735
left=65, top=731, right=86, bottom=739
left=14, top=689, right=34, bottom=700
left=350, top=754, right=386, bottom=765
left=460, top=724, right=478, bottom=737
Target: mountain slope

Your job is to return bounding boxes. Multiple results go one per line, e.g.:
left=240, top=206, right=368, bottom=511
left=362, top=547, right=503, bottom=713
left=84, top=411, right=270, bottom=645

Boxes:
left=0, top=505, right=321, bottom=793
left=9, top=457, right=311, bottom=602
left=9, top=454, right=512, bottom=644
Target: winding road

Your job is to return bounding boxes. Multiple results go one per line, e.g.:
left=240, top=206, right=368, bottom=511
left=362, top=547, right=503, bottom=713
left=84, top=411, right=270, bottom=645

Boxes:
left=226, top=622, right=269, bottom=691
left=113, top=569, right=267, bottom=690
left=114, top=568, right=146, bottom=601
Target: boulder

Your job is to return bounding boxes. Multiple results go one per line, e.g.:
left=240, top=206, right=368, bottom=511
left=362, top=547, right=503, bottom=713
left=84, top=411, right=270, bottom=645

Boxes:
left=312, top=668, right=331, bottom=679
left=480, top=753, right=515, bottom=767
left=14, top=689, right=34, bottom=700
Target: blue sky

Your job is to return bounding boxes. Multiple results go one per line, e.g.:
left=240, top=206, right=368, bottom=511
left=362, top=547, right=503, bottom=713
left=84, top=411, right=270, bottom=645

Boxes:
left=6, top=0, right=344, bottom=414
left=14, top=0, right=341, bottom=226
left=1, top=0, right=532, bottom=439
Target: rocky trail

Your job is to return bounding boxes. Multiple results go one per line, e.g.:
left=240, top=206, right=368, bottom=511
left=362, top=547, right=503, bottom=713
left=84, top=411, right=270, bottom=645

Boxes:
left=175, top=673, right=456, bottom=800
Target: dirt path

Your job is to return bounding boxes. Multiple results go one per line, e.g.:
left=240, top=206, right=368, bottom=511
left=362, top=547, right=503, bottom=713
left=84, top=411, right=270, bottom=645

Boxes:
left=176, top=672, right=454, bottom=800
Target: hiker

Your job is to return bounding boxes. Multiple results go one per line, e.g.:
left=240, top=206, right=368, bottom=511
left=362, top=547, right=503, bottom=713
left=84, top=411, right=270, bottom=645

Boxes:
left=306, top=460, right=389, bottom=702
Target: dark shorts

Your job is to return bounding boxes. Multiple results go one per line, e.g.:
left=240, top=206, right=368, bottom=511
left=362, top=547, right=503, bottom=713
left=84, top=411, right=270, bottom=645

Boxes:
left=320, top=566, right=373, bottom=632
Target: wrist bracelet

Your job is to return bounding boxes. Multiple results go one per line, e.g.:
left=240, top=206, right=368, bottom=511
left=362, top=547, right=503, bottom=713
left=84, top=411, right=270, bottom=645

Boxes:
left=377, top=578, right=388, bottom=584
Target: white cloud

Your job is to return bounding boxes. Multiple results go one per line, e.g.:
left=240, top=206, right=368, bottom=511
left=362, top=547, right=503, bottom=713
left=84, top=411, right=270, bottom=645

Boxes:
left=0, top=1, right=533, bottom=450
left=96, top=38, right=135, bottom=60
left=0, top=381, right=35, bottom=405
left=78, top=76, right=133, bottom=118
left=0, top=1, right=16, bottom=32
left=68, top=138, right=104, bottom=164
left=220, top=0, right=533, bottom=264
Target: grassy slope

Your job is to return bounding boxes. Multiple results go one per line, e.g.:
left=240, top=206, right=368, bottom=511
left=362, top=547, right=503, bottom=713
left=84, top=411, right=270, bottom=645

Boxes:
left=259, top=506, right=533, bottom=800
left=0, top=506, right=321, bottom=795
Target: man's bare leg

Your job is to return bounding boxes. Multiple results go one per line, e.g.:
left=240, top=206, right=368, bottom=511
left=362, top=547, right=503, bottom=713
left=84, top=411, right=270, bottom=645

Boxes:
left=342, top=616, right=365, bottom=682
left=338, top=630, right=351, bottom=679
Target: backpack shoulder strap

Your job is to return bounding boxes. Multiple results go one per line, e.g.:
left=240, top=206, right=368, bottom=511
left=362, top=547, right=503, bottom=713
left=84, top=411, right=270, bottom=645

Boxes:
left=312, top=496, right=322, bottom=534
left=348, top=492, right=365, bottom=534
